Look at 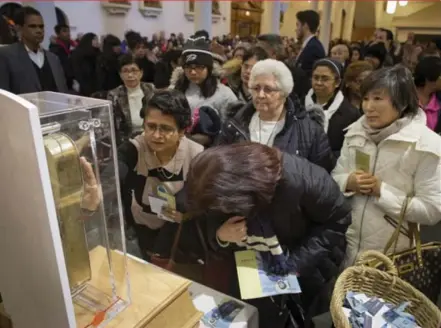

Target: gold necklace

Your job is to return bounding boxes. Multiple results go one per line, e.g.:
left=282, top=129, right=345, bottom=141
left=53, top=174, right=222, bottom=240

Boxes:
left=154, top=151, right=177, bottom=180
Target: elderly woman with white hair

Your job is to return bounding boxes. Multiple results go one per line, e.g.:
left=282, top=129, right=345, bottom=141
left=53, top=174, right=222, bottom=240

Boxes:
left=217, top=58, right=335, bottom=172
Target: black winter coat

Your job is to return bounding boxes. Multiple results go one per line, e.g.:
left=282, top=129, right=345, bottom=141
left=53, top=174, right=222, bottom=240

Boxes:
left=434, top=92, right=441, bottom=135
left=205, top=153, right=351, bottom=324
left=217, top=95, right=336, bottom=173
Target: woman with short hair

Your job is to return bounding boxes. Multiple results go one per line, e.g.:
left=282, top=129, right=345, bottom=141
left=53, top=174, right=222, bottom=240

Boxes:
left=218, top=58, right=335, bottom=173
left=342, top=60, right=374, bottom=109
left=332, top=65, right=441, bottom=268
left=226, top=46, right=269, bottom=102
left=107, top=53, right=154, bottom=145
left=186, top=142, right=351, bottom=328
left=117, top=89, right=204, bottom=261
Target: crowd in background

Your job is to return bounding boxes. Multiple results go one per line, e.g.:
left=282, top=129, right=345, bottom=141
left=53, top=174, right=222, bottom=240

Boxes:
left=1, top=6, right=441, bottom=328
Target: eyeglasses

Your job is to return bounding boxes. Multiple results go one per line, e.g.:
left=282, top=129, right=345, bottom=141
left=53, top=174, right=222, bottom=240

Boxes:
left=250, top=85, right=280, bottom=94
left=144, top=122, right=176, bottom=136
left=312, top=75, right=335, bottom=83
left=183, top=65, right=206, bottom=73
left=121, top=68, right=140, bottom=75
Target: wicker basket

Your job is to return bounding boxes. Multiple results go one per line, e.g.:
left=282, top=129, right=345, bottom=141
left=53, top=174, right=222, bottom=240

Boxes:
left=330, top=250, right=441, bottom=328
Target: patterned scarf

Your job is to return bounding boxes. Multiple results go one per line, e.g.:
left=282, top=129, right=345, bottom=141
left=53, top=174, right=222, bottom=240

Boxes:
left=237, top=215, right=297, bottom=276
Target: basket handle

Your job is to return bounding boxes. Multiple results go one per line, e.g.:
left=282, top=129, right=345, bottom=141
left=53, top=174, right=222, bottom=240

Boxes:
left=356, top=250, right=398, bottom=276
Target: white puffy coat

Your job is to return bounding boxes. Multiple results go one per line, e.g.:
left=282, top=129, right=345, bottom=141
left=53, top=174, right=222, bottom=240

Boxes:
left=332, top=112, right=441, bottom=267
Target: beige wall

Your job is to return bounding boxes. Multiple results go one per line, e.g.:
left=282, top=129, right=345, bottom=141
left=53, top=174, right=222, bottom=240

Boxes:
left=279, top=1, right=311, bottom=37
left=280, top=1, right=356, bottom=40
left=275, top=1, right=440, bottom=43
left=376, top=1, right=441, bottom=41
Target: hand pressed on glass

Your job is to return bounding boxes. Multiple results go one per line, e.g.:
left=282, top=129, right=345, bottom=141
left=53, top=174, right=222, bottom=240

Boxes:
left=80, top=157, right=101, bottom=212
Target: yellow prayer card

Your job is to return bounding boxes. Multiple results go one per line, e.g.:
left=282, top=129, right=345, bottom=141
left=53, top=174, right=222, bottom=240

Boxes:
left=355, top=149, right=370, bottom=173
left=234, top=250, right=262, bottom=300
left=157, top=185, right=176, bottom=210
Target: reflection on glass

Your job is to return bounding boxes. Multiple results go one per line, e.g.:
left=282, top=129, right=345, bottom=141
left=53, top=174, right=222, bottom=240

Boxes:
left=44, top=133, right=92, bottom=293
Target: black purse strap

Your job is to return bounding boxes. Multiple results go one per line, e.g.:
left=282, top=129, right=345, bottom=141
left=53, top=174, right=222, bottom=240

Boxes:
left=383, top=197, right=423, bottom=267
left=167, top=219, right=210, bottom=268
left=167, top=222, right=184, bottom=268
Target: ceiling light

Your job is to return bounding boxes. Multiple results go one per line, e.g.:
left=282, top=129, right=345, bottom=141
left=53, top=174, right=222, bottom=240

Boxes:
left=398, top=1, right=408, bottom=6
left=386, top=1, right=397, bottom=14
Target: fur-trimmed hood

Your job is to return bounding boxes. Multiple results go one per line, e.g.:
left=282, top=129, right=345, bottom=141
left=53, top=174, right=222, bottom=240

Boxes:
left=169, top=61, right=224, bottom=88
left=305, top=103, right=325, bottom=128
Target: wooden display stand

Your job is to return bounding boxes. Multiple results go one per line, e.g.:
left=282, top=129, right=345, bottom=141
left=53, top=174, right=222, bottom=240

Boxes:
left=75, top=246, right=202, bottom=328
left=1, top=247, right=202, bottom=328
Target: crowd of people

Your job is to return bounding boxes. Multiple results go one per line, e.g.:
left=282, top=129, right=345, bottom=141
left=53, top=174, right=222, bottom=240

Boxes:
left=1, top=6, right=441, bottom=328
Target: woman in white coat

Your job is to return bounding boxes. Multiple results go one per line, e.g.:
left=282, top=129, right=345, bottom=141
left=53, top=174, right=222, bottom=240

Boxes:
left=332, top=65, right=441, bottom=267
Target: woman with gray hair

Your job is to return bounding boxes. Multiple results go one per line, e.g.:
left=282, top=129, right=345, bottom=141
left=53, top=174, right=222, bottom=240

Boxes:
left=217, top=58, right=335, bottom=172
left=332, top=65, right=441, bottom=268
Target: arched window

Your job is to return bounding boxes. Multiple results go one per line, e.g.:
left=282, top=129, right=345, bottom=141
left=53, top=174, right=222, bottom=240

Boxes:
left=340, top=9, right=346, bottom=39
left=0, top=2, right=22, bottom=22
left=55, top=7, right=69, bottom=26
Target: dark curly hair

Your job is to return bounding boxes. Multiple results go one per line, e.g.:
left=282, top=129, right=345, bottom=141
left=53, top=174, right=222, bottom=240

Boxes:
left=141, top=89, right=192, bottom=131
left=243, top=46, right=269, bottom=63
left=118, top=53, right=144, bottom=72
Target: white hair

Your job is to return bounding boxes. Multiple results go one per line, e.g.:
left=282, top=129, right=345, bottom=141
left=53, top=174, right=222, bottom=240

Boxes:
left=248, top=59, right=294, bottom=96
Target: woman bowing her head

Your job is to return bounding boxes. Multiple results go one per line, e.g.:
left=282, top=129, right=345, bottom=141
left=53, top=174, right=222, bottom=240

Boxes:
left=186, top=142, right=351, bottom=328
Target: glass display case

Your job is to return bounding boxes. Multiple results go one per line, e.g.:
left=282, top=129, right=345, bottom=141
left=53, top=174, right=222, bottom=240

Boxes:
left=19, top=91, right=130, bottom=327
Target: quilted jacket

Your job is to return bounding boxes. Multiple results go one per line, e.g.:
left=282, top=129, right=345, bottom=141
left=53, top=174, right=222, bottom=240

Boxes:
left=216, top=94, right=336, bottom=173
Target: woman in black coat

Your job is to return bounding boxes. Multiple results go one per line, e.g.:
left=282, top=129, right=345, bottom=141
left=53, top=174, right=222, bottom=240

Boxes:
left=305, top=58, right=361, bottom=158
left=70, top=33, right=100, bottom=96
left=186, top=142, right=351, bottom=328
left=96, top=34, right=122, bottom=91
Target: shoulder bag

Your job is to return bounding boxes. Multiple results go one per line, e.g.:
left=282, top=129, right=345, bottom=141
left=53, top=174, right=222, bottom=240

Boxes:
left=370, top=197, right=441, bottom=303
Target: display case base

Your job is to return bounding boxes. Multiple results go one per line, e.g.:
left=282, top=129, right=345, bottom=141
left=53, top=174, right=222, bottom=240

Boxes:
left=0, top=246, right=201, bottom=328
left=74, top=246, right=202, bottom=328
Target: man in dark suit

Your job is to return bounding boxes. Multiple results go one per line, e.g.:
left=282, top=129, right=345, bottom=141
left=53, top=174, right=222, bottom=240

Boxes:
left=295, top=10, right=325, bottom=77
left=0, top=6, right=67, bottom=94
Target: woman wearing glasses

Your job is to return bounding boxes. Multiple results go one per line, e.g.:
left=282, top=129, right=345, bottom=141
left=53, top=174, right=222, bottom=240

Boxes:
left=218, top=58, right=335, bottom=173
left=117, top=89, right=203, bottom=261
left=170, top=36, right=237, bottom=123
left=107, top=54, right=155, bottom=146
left=305, top=58, right=361, bottom=157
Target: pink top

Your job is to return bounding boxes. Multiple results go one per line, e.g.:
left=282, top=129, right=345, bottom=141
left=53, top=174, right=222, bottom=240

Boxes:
left=186, top=107, right=200, bottom=133
left=422, top=94, right=440, bottom=131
